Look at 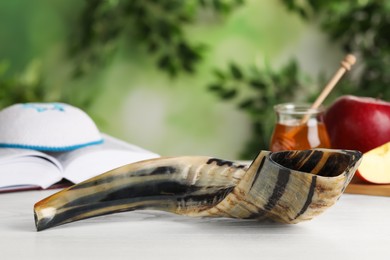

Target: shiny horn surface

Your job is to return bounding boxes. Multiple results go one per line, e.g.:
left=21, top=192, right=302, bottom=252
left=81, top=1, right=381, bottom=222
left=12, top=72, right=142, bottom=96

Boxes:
left=34, top=149, right=362, bottom=231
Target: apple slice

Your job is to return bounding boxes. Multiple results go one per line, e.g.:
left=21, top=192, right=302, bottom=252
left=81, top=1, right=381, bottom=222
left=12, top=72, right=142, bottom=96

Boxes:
left=357, top=142, right=390, bottom=184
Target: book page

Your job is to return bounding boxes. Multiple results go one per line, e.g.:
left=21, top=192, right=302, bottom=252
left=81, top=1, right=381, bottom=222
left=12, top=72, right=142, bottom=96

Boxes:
left=0, top=148, right=61, bottom=168
left=0, top=149, right=63, bottom=189
left=53, top=134, right=159, bottom=183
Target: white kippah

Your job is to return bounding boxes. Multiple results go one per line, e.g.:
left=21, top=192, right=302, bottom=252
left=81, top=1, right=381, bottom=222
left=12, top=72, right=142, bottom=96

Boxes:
left=0, top=103, right=103, bottom=151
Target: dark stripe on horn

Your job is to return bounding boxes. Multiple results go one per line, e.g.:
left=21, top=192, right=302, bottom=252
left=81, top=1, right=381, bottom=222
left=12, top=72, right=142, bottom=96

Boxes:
left=206, top=158, right=246, bottom=169
left=99, top=180, right=200, bottom=202
left=36, top=187, right=235, bottom=231
left=70, top=166, right=177, bottom=190
left=147, top=166, right=177, bottom=176
left=298, top=150, right=324, bottom=173
left=340, top=150, right=362, bottom=192
left=294, top=175, right=317, bottom=219
left=284, top=150, right=312, bottom=169
left=63, top=174, right=237, bottom=208
left=206, top=158, right=234, bottom=167
left=249, top=156, right=266, bottom=190
left=271, top=150, right=324, bottom=173
left=37, top=198, right=173, bottom=231
left=316, top=153, right=349, bottom=177
left=64, top=180, right=200, bottom=208
left=264, top=168, right=290, bottom=211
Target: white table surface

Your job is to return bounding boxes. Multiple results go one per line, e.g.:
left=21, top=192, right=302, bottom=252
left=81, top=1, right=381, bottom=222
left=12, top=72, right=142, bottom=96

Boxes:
left=0, top=190, right=389, bottom=260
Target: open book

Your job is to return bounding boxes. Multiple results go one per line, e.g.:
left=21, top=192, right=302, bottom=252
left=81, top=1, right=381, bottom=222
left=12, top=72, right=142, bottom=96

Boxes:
left=0, top=134, right=159, bottom=193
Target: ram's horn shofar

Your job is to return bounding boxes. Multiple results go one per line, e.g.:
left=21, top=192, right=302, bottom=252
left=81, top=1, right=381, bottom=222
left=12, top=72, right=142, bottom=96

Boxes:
left=34, top=149, right=362, bottom=231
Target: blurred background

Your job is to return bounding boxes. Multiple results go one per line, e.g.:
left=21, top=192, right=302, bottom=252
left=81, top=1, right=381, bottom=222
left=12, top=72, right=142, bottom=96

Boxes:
left=0, top=0, right=389, bottom=159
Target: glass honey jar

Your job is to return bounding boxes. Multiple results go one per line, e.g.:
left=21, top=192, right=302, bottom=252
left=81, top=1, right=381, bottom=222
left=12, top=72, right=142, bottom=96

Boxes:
left=270, top=103, right=331, bottom=152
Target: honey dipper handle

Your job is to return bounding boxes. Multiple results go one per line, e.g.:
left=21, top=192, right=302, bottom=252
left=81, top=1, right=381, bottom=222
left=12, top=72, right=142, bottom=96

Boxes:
left=283, top=54, right=356, bottom=143
left=311, top=54, right=356, bottom=110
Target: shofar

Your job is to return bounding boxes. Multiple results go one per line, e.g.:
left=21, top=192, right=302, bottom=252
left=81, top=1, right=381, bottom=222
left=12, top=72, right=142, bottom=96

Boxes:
left=34, top=149, right=362, bottom=231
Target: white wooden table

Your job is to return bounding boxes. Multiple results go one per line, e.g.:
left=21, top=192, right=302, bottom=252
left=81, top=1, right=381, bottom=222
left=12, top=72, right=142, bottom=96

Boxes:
left=0, top=190, right=389, bottom=260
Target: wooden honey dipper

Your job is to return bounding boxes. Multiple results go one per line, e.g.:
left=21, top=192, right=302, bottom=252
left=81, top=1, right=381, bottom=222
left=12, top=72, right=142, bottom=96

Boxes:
left=271, top=54, right=357, bottom=151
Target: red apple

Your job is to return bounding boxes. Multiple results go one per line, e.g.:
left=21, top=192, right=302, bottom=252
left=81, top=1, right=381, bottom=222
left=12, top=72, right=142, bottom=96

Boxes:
left=357, top=142, right=390, bottom=184
left=324, top=95, right=390, bottom=153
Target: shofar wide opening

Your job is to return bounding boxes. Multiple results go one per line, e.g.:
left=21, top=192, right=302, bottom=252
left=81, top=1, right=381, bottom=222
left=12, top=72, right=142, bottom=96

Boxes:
left=270, top=150, right=352, bottom=177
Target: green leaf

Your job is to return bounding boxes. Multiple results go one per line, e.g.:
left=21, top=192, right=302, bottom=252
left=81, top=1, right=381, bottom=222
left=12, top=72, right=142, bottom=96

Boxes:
left=213, top=69, right=226, bottom=81
left=157, top=55, right=171, bottom=69
left=208, top=83, right=224, bottom=92
left=147, top=41, right=159, bottom=53
left=182, top=62, right=195, bottom=73
left=199, top=0, right=207, bottom=8
left=229, top=63, right=243, bottom=79
left=249, top=79, right=266, bottom=89
left=235, top=0, right=245, bottom=6
left=238, top=99, right=255, bottom=109
left=220, top=89, right=237, bottom=99
left=213, top=0, right=222, bottom=11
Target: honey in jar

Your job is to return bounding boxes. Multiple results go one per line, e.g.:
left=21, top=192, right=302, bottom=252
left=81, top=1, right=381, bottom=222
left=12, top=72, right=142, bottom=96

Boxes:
left=270, top=103, right=331, bottom=152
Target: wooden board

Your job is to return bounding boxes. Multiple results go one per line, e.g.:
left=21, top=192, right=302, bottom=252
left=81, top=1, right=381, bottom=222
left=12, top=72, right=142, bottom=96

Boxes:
left=345, top=176, right=390, bottom=197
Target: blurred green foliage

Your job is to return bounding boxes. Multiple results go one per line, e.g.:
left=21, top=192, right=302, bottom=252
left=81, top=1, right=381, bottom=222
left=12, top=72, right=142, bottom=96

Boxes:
left=210, top=0, right=390, bottom=158
left=69, top=0, right=244, bottom=77
left=282, top=0, right=390, bottom=97
left=209, top=60, right=310, bottom=158
left=0, top=61, right=48, bottom=108
left=0, top=0, right=243, bottom=110
left=1, top=0, right=389, bottom=159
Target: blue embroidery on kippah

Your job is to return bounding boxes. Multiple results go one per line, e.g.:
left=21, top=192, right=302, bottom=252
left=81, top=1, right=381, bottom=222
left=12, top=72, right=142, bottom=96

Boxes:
left=22, top=103, right=66, bottom=112
left=0, top=139, right=104, bottom=151
left=52, top=103, right=65, bottom=112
